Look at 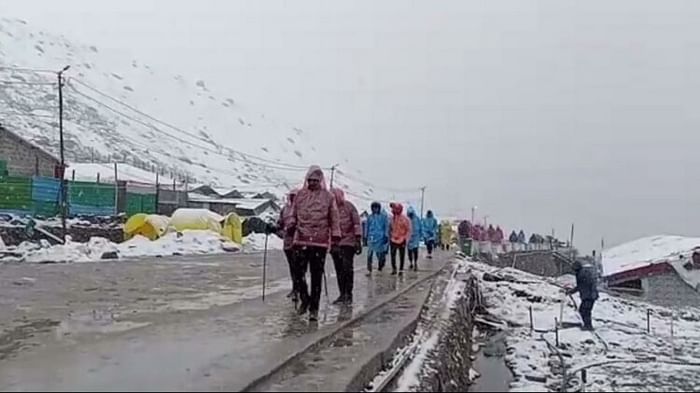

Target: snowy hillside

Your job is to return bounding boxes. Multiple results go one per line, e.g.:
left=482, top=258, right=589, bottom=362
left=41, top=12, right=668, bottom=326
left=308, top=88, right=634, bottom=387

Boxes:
left=0, top=17, right=384, bottom=203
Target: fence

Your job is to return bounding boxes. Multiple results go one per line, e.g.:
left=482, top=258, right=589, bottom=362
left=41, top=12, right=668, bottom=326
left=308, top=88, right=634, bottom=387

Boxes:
left=0, top=175, right=157, bottom=217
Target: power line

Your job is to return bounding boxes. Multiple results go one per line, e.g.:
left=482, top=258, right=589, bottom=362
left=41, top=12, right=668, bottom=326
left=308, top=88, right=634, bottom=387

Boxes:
left=0, top=65, right=57, bottom=74
left=66, top=84, right=310, bottom=174
left=0, top=112, right=56, bottom=119
left=0, top=80, right=55, bottom=86
left=69, top=77, right=312, bottom=171
left=336, top=171, right=422, bottom=193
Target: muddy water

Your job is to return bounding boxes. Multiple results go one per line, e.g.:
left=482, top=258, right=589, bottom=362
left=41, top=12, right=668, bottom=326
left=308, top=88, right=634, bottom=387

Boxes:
left=470, top=331, right=513, bottom=392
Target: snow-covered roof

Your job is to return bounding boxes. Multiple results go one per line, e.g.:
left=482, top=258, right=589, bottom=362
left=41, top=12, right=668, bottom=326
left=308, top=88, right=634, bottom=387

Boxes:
left=66, top=162, right=176, bottom=185
left=602, top=235, right=700, bottom=277
left=187, top=193, right=272, bottom=210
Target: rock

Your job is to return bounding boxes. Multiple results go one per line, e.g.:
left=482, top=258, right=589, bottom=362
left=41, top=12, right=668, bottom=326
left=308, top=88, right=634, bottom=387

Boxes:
left=101, top=251, right=119, bottom=260
left=483, top=272, right=503, bottom=282
left=525, top=374, right=547, bottom=383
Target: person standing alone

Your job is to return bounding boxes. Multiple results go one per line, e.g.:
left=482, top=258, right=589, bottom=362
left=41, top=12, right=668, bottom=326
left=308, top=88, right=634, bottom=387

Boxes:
left=407, top=206, right=422, bottom=271
left=389, top=202, right=412, bottom=275
left=566, top=261, right=599, bottom=331
left=330, top=188, right=362, bottom=305
left=287, top=166, right=340, bottom=322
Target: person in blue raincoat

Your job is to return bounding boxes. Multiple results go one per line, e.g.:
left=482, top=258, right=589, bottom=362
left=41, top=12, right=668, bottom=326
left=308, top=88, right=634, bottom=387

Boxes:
left=422, top=210, right=438, bottom=259
left=364, top=201, right=390, bottom=275
left=406, top=206, right=423, bottom=271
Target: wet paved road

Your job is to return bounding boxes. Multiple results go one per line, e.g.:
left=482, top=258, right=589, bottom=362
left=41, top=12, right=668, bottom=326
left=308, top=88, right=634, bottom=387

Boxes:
left=0, top=250, right=448, bottom=391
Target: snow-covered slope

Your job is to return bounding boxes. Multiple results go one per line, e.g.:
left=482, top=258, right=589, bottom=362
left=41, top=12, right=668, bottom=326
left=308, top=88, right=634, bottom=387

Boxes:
left=602, top=235, right=700, bottom=277
left=0, top=17, right=378, bottom=201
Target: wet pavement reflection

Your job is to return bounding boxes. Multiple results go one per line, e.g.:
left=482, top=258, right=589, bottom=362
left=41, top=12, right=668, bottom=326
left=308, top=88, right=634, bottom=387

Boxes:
left=0, top=250, right=448, bottom=391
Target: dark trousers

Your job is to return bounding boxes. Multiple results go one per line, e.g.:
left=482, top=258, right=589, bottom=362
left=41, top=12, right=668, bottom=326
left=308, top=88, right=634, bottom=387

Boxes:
left=331, top=246, right=355, bottom=299
left=426, top=240, right=435, bottom=255
left=367, top=248, right=386, bottom=271
left=579, top=299, right=595, bottom=328
left=284, top=249, right=298, bottom=293
left=391, top=241, right=406, bottom=271
left=297, top=246, right=327, bottom=313
left=408, top=247, right=418, bottom=262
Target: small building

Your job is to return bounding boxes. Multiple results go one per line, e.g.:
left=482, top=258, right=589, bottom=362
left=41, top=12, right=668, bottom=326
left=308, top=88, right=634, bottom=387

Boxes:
left=0, top=124, right=62, bottom=177
left=603, top=236, right=700, bottom=308
left=187, top=192, right=280, bottom=218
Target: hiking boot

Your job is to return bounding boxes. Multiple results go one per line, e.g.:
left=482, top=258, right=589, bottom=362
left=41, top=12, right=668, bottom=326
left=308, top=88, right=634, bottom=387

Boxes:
left=344, top=295, right=353, bottom=305
left=366, top=271, right=372, bottom=277
left=297, top=302, right=309, bottom=316
left=286, top=289, right=295, bottom=299
left=398, top=270, right=404, bottom=276
left=309, top=310, right=319, bottom=322
left=333, top=296, right=345, bottom=305
left=391, top=270, right=397, bottom=276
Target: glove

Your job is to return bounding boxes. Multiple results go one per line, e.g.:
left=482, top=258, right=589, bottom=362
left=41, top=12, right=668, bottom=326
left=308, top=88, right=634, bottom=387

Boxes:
left=264, top=223, right=277, bottom=235
left=355, top=236, right=363, bottom=255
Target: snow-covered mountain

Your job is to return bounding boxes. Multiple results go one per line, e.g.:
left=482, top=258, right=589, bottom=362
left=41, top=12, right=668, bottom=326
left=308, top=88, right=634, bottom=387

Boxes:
left=0, top=16, right=389, bottom=204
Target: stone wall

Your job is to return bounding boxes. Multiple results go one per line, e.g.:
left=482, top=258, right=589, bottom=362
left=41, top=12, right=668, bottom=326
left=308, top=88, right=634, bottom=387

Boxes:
left=643, top=272, right=700, bottom=308
left=483, top=250, right=575, bottom=277
left=0, top=126, right=59, bottom=177
left=0, top=226, right=123, bottom=246
left=416, top=273, right=481, bottom=392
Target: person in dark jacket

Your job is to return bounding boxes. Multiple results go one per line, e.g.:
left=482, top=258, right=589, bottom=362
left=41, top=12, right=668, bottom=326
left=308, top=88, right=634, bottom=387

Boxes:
left=566, top=261, right=599, bottom=331
left=509, top=230, right=518, bottom=243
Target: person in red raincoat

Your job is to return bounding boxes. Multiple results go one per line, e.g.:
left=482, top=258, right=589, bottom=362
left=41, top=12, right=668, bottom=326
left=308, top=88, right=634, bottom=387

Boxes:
left=389, top=202, right=412, bottom=275
left=277, top=189, right=299, bottom=301
left=330, top=188, right=362, bottom=305
left=287, top=166, right=341, bottom=321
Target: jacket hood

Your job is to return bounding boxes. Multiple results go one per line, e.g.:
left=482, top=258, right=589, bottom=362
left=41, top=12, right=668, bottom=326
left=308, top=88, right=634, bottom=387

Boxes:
left=390, top=202, right=404, bottom=216
left=303, top=165, right=327, bottom=190
left=331, top=188, right=345, bottom=206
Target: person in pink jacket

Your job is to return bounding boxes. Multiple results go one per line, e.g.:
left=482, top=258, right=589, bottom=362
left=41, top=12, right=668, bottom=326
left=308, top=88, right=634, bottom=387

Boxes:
left=330, top=188, right=362, bottom=305
left=277, top=189, right=299, bottom=301
left=287, top=165, right=341, bottom=321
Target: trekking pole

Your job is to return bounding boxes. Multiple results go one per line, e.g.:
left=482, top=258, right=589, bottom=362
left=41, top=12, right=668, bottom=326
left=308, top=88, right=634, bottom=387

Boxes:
left=262, top=233, right=269, bottom=302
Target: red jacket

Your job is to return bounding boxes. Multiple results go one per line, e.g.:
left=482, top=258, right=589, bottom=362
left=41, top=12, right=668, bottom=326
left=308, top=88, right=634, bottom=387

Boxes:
left=389, top=203, right=412, bottom=245
left=277, top=204, right=295, bottom=250
left=332, top=189, right=361, bottom=247
left=288, top=166, right=341, bottom=249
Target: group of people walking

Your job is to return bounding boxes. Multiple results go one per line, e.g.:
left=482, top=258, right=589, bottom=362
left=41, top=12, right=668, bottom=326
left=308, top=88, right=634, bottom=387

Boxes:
left=271, top=165, right=440, bottom=322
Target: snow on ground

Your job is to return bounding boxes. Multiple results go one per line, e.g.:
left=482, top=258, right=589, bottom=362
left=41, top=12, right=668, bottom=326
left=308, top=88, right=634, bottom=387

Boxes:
left=466, top=260, right=700, bottom=392
left=242, top=233, right=284, bottom=252
left=390, top=261, right=467, bottom=392
left=0, top=230, right=285, bottom=263
left=603, top=235, right=700, bottom=276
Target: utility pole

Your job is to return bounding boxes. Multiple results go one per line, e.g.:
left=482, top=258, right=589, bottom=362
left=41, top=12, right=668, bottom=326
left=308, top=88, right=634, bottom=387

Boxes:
left=418, top=187, right=425, bottom=217
left=471, top=206, right=477, bottom=223
left=57, top=65, right=70, bottom=243
left=329, top=164, right=338, bottom=188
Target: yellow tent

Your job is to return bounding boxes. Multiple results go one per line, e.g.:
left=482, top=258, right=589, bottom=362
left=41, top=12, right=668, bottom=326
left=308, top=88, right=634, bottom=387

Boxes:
left=124, top=214, right=169, bottom=240
left=221, top=212, right=243, bottom=244
left=170, top=208, right=223, bottom=233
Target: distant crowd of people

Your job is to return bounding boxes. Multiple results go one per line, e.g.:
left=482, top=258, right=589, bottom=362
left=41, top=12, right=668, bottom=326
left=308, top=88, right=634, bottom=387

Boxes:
left=455, top=220, right=566, bottom=255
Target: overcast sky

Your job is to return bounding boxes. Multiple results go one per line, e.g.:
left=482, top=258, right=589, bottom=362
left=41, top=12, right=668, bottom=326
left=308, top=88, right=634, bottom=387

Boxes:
left=3, top=0, right=700, bottom=252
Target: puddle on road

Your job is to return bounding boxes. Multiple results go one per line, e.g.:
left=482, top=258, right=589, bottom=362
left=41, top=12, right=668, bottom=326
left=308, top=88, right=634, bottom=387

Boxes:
left=55, top=311, right=151, bottom=337
left=470, top=330, right=513, bottom=392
